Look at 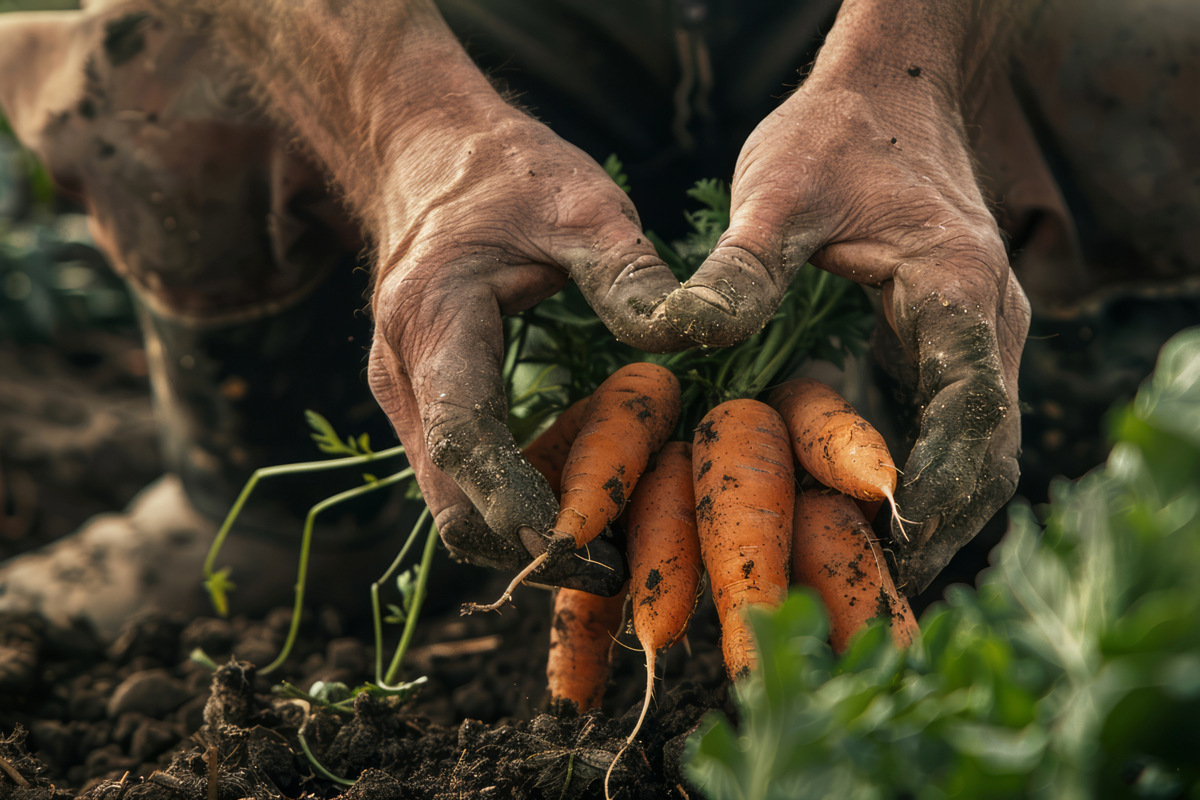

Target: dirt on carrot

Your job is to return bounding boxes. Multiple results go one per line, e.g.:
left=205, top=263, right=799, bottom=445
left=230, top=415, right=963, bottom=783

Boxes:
left=554, top=364, right=680, bottom=549
left=692, top=399, right=794, bottom=678
left=792, top=488, right=918, bottom=652
left=546, top=583, right=630, bottom=712
left=768, top=378, right=908, bottom=540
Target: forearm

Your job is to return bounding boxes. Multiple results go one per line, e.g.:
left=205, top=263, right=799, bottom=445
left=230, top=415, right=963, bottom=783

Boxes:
left=173, top=0, right=497, bottom=240
left=811, top=0, right=1044, bottom=118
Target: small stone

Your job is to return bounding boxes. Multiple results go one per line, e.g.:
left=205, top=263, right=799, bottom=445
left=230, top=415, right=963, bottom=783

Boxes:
left=129, top=718, right=179, bottom=762
left=180, top=617, right=236, bottom=659
left=175, top=693, right=210, bottom=735
left=108, top=669, right=194, bottom=718
left=0, top=640, right=38, bottom=691
left=30, top=719, right=74, bottom=770
left=68, top=688, right=109, bottom=722
left=231, top=635, right=277, bottom=668
left=84, top=743, right=136, bottom=780
left=108, top=614, right=184, bottom=665
left=113, top=713, right=145, bottom=748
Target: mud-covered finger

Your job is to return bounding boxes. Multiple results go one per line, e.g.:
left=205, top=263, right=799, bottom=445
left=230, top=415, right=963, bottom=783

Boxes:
left=553, top=204, right=693, bottom=354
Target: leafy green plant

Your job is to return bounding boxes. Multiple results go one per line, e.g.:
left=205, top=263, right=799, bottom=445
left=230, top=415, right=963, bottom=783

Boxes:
left=686, top=327, right=1200, bottom=800
left=505, top=168, right=874, bottom=442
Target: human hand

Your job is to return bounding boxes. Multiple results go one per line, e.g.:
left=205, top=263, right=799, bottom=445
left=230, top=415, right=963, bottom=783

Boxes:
left=365, top=99, right=691, bottom=595
left=661, top=10, right=1031, bottom=594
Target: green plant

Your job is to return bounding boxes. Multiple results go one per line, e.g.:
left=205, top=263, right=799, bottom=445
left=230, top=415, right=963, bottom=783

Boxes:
left=504, top=166, right=874, bottom=443
left=686, top=327, right=1200, bottom=800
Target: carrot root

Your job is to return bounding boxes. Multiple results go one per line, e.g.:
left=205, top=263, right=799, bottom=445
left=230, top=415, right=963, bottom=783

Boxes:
left=460, top=552, right=548, bottom=615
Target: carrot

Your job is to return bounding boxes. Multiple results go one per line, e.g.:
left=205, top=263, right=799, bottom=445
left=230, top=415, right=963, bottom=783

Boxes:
left=693, top=399, right=794, bottom=678
left=792, top=489, right=918, bottom=653
left=604, top=442, right=703, bottom=797
left=522, top=396, right=591, bottom=495
left=546, top=583, right=629, bottom=712
left=625, top=442, right=702, bottom=735
left=554, top=363, right=680, bottom=548
left=768, top=378, right=908, bottom=540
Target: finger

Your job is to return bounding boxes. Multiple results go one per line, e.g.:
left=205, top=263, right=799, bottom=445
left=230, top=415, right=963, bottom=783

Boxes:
left=884, top=263, right=1030, bottom=593
left=660, top=177, right=827, bottom=346
left=893, top=417, right=1020, bottom=595
left=374, top=267, right=628, bottom=592
left=550, top=190, right=694, bottom=354
left=368, top=345, right=527, bottom=572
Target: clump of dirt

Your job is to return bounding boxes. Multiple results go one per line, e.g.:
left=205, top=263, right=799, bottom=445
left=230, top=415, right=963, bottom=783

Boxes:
left=0, top=573, right=730, bottom=799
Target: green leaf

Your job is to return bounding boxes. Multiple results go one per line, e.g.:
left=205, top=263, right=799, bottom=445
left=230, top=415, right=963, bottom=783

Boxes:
left=384, top=603, right=405, bottom=624
left=396, top=568, right=417, bottom=614
left=602, top=153, right=631, bottom=193
left=310, top=680, right=353, bottom=704
left=203, top=567, right=236, bottom=618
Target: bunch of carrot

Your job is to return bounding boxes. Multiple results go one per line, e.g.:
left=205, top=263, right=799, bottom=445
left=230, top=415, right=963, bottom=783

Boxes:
left=462, top=362, right=921, bottom=796
left=501, top=365, right=920, bottom=714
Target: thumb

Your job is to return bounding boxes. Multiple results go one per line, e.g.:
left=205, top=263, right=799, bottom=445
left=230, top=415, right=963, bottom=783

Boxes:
left=662, top=180, right=829, bottom=347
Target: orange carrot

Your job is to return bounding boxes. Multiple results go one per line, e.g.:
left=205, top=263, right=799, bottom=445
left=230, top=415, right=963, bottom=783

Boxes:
left=522, top=397, right=591, bottom=495
left=768, top=378, right=907, bottom=539
left=554, top=363, right=680, bottom=548
left=546, top=583, right=629, bottom=712
left=692, top=399, right=794, bottom=678
left=624, top=442, right=702, bottom=737
left=792, top=489, right=918, bottom=653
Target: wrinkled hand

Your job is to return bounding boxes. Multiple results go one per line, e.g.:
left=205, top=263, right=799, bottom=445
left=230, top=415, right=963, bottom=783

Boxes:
left=366, top=99, right=690, bottom=595
left=663, top=61, right=1030, bottom=595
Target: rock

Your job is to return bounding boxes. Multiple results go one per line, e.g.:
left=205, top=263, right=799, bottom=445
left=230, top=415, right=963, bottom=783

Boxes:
left=107, top=669, right=193, bottom=718
left=0, top=639, right=38, bottom=691
left=231, top=633, right=278, bottom=668
left=179, top=617, right=235, bottom=659
left=29, top=719, right=74, bottom=770
left=129, top=718, right=179, bottom=762
left=175, top=693, right=210, bottom=735
left=68, top=687, right=108, bottom=722
left=83, top=742, right=136, bottom=780
left=113, top=712, right=145, bottom=749
left=107, top=614, right=184, bottom=665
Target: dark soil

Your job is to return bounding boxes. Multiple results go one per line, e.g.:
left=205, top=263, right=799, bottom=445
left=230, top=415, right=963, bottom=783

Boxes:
left=0, top=570, right=731, bottom=800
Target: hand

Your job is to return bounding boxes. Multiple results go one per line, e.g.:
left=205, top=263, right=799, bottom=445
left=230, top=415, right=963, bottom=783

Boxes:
left=366, top=100, right=691, bottom=594
left=662, top=28, right=1030, bottom=595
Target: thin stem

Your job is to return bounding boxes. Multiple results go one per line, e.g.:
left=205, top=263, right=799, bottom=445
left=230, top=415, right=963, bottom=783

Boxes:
left=203, top=445, right=406, bottom=583
left=259, top=467, right=414, bottom=675
left=297, top=730, right=357, bottom=786
left=373, top=506, right=431, bottom=684
left=384, top=515, right=441, bottom=685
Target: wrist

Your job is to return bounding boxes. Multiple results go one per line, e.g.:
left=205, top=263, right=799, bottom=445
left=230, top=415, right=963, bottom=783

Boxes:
left=806, top=0, right=973, bottom=115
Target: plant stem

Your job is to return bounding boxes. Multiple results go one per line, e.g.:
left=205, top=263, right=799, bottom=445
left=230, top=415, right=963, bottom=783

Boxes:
left=383, top=513, right=440, bottom=686
left=203, top=446, right=406, bottom=589
left=260, top=466, right=414, bottom=675
left=372, top=506, right=431, bottom=685
left=297, top=730, right=357, bottom=786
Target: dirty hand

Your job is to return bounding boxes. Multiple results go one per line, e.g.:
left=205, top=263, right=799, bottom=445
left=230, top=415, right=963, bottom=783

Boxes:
left=662, top=1, right=1032, bottom=594
left=351, top=25, right=691, bottom=594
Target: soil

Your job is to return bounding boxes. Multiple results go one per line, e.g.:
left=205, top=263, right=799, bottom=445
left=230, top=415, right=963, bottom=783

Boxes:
left=0, top=569, right=732, bottom=800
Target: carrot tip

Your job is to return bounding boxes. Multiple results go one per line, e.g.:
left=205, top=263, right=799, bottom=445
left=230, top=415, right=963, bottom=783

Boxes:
left=881, top=486, right=910, bottom=542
